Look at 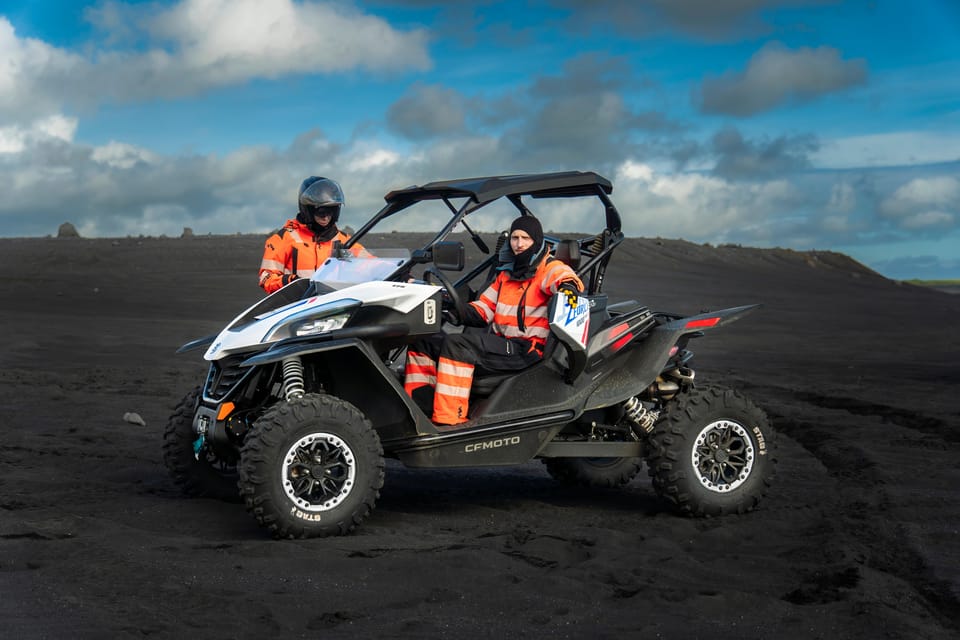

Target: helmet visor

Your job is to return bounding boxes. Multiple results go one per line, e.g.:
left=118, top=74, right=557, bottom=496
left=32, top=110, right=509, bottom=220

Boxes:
left=304, top=204, right=340, bottom=219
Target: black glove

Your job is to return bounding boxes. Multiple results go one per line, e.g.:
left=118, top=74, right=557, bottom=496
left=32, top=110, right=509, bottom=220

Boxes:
left=558, top=281, right=581, bottom=308
left=462, top=303, right=487, bottom=328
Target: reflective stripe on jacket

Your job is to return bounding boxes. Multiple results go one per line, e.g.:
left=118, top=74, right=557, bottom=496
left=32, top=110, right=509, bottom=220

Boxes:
left=469, top=254, right=583, bottom=349
left=258, top=218, right=371, bottom=293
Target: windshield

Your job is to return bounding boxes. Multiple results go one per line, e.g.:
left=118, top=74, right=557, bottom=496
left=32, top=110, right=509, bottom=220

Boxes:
left=310, top=250, right=410, bottom=289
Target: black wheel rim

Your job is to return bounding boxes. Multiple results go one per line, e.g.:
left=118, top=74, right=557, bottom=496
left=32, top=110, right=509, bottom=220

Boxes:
left=281, top=432, right=356, bottom=511
left=690, top=419, right=755, bottom=493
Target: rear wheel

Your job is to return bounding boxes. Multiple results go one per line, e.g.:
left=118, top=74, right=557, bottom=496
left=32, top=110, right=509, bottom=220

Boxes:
left=646, top=386, right=776, bottom=516
left=162, top=387, right=240, bottom=502
left=238, top=394, right=384, bottom=539
left=543, top=457, right=643, bottom=488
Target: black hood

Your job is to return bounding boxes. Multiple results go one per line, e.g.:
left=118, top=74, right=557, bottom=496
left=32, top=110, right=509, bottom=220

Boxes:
left=498, top=239, right=546, bottom=280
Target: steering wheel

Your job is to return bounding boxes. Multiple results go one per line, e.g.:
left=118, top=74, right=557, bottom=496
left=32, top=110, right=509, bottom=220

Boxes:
left=423, top=267, right=467, bottom=326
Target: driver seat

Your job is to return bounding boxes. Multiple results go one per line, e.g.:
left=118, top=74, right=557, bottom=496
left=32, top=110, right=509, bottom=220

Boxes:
left=469, top=335, right=561, bottom=398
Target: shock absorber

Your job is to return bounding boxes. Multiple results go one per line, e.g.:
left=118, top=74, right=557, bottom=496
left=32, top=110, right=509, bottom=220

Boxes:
left=622, top=396, right=660, bottom=434
left=281, top=357, right=305, bottom=401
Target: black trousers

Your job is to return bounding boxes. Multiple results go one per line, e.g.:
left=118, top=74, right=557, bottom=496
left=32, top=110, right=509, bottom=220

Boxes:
left=413, top=329, right=543, bottom=375
left=405, top=329, right=543, bottom=422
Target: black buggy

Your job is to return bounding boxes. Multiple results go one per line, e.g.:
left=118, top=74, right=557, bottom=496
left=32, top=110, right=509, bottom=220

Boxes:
left=164, top=171, right=777, bottom=538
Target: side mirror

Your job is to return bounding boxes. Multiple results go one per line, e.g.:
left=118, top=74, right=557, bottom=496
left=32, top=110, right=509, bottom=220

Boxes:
left=432, top=241, right=465, bottom=271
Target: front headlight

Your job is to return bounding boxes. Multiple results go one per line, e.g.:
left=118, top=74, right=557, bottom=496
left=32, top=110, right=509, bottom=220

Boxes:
left=292, top=313, right=350, bottom=336
left=263, top=300, right=359, bottom=342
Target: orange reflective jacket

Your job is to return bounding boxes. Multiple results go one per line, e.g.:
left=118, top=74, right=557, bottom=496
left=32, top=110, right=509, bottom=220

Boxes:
left=258, top=219, right=371, bottom=294
left=469, top=254, right=583, bottom=350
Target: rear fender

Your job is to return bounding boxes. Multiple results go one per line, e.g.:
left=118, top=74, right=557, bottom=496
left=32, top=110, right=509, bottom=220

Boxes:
left=584, top=304, right=656, bottom=371
left=660, top=304, right=761, bottom=333
left=584, top=304, right=760, bottom=409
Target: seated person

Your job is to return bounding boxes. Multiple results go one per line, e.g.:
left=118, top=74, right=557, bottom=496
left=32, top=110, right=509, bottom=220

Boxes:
left=404, top=215, right=583, bottom=426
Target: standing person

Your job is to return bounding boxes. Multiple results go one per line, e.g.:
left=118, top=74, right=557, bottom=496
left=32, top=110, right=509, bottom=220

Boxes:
left=258, top=176, right=372, bottom=294
left=404, top=215, right=583, bottom=426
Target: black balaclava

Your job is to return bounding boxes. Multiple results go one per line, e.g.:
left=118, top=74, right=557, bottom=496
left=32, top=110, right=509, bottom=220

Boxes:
left=500, top=215, right=546, bottom=279
left=306, top=207, right=340, bottom=241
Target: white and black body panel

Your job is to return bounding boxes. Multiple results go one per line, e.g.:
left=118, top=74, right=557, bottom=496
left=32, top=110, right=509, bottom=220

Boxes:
left=178, top=253, right=450, bottom=449
left=204, top=279, right=441, bottom=359
left=205, top=254, right=441, bottom=361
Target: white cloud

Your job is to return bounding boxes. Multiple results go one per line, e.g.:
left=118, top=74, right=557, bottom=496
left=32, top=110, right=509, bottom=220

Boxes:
left=0, top=128, right=27, bottom=154
left=699, top=42, right=867, bottom=116
left=0, top=2, right=431, bottom=125
left=815, top=131, right=960, bottom=168
left=609, top=160, right=799, bottom=243
left=0, top=115, right=78, bottom=153
left=346, top=148, right=401, bottom=172
left=91, top=141, right=160, bottom=168
left=617, top=160, right=654, bottom=181
left=0, top=19, right=86, bottom=119
left=879, top=176, right=959, bottom=230
left=890, top=176, right=960, bottom=206
left=36, top=114, right=78, bottom=141
left=899, top=210, right=953, bottom=230
left=148, top=0, right=431, bottom=82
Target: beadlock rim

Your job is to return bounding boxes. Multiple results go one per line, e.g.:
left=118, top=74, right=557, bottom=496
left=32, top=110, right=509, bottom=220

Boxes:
left=281, top=432, right=356, bottom=512
left=690, top=419, right=755, bottom=493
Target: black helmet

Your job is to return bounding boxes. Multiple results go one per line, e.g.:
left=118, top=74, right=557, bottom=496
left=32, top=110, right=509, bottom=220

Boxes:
left=298, top=176, right=344, bottom=221
left=297, top=176, right=345, bottom=238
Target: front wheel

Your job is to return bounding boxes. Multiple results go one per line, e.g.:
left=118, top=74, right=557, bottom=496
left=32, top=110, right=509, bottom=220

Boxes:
left=646, top=386, right=776, bottom=516
left=238, top=394, right=384, bottom=539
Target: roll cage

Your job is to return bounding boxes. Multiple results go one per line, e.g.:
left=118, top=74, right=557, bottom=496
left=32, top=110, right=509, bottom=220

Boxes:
left=342, top=171, right=624, bottom=296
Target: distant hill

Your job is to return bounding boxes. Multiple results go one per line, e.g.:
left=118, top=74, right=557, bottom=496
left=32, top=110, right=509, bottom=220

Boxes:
left=904, top=279, right=960, bottom=295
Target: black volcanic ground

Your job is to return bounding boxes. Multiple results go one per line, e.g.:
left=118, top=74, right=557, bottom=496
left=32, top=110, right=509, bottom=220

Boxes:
left=1, top=233, right=958, bottom=638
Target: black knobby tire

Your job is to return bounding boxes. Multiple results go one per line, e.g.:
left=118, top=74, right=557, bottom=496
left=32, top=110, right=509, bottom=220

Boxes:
left=238, top=394, right=384, bottom=539
left=543, top=457, right=643, bottom=488
left=646, top=386, right=776, bottom=516
left=162, top=387, right=241, bottom=502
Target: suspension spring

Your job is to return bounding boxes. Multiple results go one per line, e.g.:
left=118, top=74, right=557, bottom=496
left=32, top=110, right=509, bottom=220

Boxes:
left=622, top=396, right=660, bottom=434
left=281, top=357, right=305, bottom=401
left=588, top=234, right=605, bottom=255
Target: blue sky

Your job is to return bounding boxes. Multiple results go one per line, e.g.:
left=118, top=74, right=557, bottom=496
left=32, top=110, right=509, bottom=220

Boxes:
left=1, top=1, right=958, bottom=280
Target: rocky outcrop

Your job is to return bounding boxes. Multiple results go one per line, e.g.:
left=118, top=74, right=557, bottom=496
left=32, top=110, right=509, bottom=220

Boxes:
left=57, top=222, right=80, bottom=238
